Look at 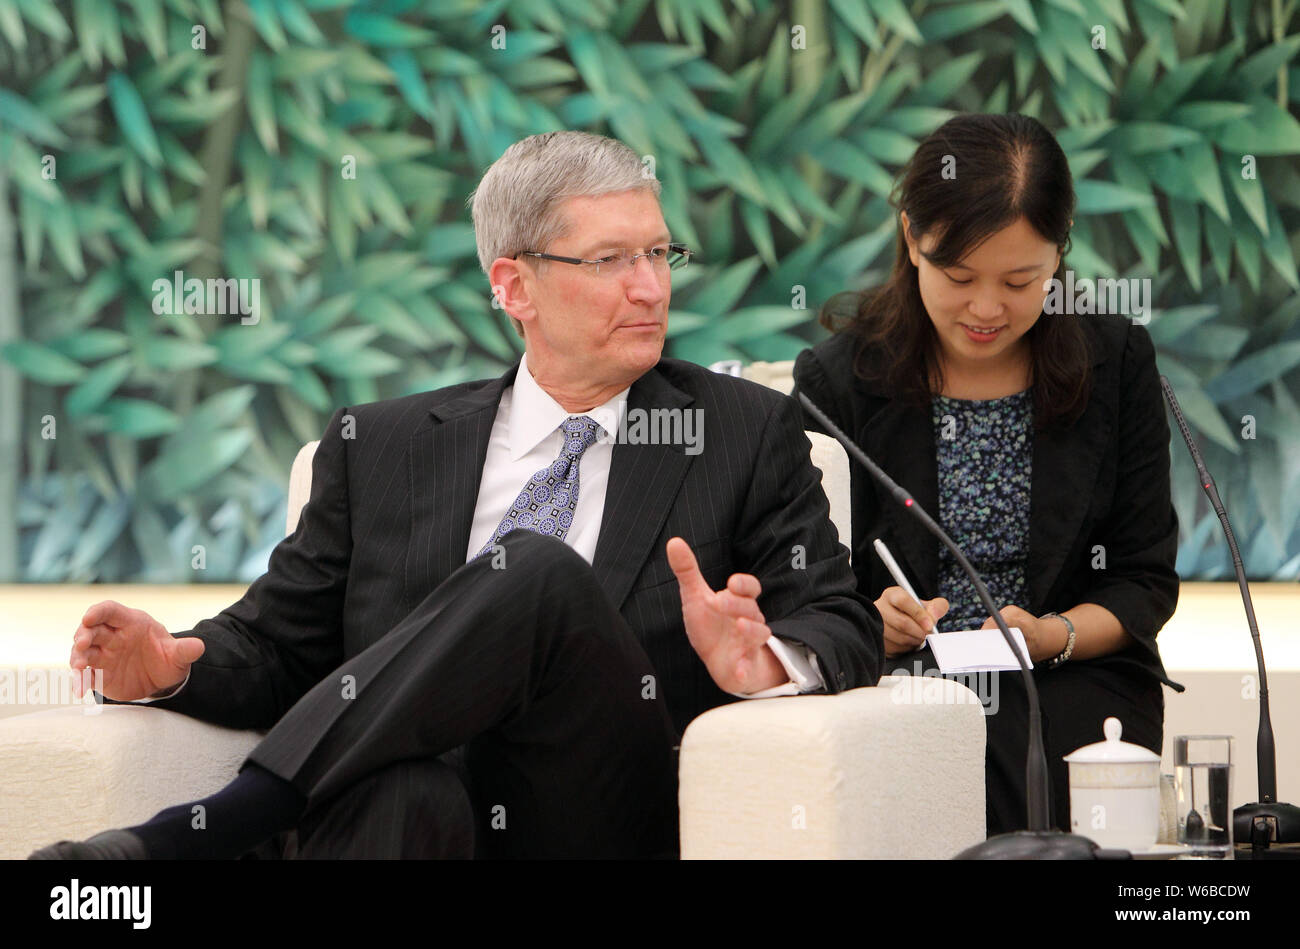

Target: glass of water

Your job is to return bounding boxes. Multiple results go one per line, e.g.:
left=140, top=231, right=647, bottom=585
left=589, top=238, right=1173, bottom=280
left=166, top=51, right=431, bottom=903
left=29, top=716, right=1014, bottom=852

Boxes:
left=1173, top=735, right=1233, bottom=858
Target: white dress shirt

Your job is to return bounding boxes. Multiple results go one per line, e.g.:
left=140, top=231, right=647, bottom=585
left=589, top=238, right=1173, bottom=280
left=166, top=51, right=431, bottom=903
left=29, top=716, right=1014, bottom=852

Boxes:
left=141, top=353, right=825, bottom=703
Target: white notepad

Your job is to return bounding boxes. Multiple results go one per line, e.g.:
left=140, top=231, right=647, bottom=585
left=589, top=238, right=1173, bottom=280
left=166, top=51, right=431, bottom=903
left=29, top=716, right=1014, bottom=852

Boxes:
left=925, top=627, right=1033, bottom=673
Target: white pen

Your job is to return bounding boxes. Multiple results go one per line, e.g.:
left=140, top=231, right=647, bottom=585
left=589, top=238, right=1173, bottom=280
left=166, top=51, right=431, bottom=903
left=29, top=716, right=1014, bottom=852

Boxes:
left=872, top=538, right=923, bottom=607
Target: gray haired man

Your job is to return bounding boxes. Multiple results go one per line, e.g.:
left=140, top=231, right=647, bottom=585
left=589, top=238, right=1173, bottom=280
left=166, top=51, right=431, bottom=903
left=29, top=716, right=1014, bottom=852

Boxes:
left=32, top=131, right=882, bottom=860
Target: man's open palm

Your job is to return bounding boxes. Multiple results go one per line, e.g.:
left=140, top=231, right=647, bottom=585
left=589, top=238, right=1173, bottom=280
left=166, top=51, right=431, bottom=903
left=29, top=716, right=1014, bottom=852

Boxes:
left=70, top=600, right=205, bottom=701
left=666, top=537, right=780, bottom=694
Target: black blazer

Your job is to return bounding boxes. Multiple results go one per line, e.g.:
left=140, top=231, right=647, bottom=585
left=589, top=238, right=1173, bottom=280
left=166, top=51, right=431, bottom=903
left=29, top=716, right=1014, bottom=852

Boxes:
left=144, top=358, right=884, bottom=738
left=793, top=314, right=1182, bottom=692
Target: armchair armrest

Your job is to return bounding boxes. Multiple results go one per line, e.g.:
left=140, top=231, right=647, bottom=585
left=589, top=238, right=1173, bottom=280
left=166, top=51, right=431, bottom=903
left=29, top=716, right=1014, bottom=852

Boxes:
left=0, top=705, right=262, bottom=858
left=678, top=677, right=987, bottom=858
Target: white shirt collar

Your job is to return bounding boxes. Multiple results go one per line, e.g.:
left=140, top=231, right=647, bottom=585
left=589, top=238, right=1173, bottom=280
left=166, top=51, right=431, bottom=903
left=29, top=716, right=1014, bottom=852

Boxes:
left=507, top=352, right=630, bottom=461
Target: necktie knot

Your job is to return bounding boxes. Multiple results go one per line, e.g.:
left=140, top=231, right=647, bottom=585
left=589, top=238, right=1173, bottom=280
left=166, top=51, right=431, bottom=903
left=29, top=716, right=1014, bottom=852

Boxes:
left=474, top=415, right=603, bottom=560
left=560, top=415, right=602, bottom=459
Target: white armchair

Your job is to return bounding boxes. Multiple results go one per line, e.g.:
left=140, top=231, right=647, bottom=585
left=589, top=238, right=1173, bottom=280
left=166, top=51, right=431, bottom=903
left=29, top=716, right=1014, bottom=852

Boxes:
left=0, top=361, right=986, bottom=859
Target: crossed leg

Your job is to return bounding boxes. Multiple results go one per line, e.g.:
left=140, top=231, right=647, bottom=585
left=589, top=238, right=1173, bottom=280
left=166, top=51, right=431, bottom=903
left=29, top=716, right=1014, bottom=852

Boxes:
left=33, top=531, right=680, bottom=860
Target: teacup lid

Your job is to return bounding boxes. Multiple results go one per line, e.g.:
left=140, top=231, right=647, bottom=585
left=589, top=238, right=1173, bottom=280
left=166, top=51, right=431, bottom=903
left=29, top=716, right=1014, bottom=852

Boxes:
left=1063, top=717, right=1160, bottom=764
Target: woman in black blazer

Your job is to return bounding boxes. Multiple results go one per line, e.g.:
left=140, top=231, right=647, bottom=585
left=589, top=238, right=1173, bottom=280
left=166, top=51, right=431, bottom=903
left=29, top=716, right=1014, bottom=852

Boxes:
left=793, top=113, right=1183, bottom=837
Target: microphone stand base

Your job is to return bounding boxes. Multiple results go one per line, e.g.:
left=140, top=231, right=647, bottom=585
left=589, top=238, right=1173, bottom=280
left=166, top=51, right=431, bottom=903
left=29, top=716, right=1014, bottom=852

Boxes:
left=1234, top=801, right=1300, bottom=850
left=954, top=831, right=1131, bottom=860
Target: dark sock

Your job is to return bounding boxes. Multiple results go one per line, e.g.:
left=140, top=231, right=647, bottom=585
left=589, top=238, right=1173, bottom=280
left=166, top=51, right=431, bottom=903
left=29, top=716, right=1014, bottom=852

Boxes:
left=128, top=762, right=308, bottom=859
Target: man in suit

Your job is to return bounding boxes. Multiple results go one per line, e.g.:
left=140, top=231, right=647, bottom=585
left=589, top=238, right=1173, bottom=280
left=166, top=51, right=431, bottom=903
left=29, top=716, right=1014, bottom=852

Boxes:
left=32, top=131, right=883, bottom=860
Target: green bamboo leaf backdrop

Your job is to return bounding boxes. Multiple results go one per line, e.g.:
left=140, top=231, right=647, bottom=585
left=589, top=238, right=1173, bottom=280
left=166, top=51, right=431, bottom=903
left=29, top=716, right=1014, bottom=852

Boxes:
left=1, top=0, right=1297, bottom=583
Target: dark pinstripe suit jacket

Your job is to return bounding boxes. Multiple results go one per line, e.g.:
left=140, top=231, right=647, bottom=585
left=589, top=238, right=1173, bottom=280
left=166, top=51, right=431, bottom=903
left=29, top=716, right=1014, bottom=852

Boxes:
left=147, top=357, right=884, bottom=739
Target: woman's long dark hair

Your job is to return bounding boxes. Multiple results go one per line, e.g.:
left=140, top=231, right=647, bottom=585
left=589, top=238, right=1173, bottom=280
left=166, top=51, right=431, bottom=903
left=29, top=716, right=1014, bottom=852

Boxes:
left=823, top=112, right=1091, bottom=428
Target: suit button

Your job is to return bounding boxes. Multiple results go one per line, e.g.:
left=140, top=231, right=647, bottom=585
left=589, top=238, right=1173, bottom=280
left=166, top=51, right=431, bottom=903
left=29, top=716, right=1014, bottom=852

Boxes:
left=837, top=671, right=847, bottom=687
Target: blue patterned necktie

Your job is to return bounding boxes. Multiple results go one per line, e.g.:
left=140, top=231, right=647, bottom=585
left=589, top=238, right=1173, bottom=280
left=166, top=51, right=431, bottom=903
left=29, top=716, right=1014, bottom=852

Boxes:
left=475, top=415, right=603, bottom=558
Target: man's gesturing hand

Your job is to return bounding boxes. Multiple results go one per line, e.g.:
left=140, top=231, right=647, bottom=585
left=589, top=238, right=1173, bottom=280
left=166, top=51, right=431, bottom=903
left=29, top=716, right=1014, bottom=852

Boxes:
left=70, top=600, right=205, bottom=702
left=666, top=537, right=788, bottom=695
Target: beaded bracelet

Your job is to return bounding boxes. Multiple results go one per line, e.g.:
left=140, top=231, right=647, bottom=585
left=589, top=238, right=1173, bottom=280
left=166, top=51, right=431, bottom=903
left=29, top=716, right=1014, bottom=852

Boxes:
left=1042, top=611, right=1076, bottom=668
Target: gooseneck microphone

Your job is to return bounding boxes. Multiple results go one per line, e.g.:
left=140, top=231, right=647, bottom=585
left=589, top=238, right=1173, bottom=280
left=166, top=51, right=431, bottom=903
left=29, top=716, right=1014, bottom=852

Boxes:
left=797, top=391, right=1121, bottom=859
left=1160, top=375, right=1300, bottom=852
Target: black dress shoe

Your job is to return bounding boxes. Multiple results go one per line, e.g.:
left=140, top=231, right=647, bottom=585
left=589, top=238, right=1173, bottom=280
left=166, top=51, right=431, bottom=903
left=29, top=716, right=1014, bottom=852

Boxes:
left=28, top=829, right=149, bottom=859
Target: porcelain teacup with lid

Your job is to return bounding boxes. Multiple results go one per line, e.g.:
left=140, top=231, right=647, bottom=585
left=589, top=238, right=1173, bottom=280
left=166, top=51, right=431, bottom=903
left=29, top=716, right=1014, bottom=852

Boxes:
left=1063, top=716, right=1162, bottom=851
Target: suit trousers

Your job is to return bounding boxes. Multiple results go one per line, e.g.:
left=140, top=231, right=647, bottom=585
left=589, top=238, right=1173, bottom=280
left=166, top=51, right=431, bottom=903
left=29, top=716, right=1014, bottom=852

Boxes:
left=240, top=529, right=680, bottom=859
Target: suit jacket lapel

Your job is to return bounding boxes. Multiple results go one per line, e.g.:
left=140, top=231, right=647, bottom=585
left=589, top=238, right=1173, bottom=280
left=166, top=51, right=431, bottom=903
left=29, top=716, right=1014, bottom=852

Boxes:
left=1026, top=354, right=1113, bottom=611
left=859, top=396, right=940, bottom=597
left=404, top=363, right=518, bottom=614
left=591, top=364, right=696, bottom=610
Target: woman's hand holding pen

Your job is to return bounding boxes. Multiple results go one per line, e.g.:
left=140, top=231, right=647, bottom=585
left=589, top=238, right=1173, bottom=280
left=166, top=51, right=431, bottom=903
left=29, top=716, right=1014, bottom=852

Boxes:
left=871, top=538, right=948, bottom=657
left=874, top=587, right=949, bottom=657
